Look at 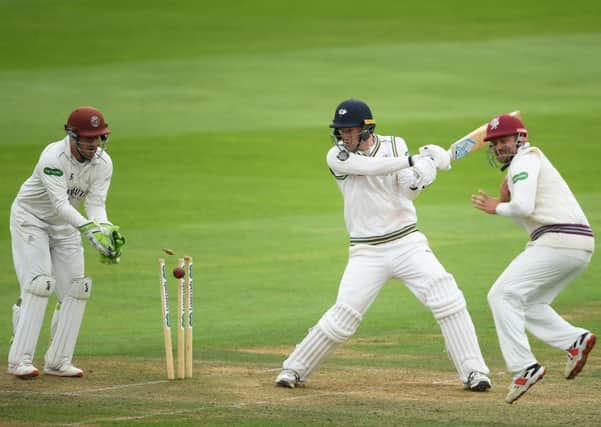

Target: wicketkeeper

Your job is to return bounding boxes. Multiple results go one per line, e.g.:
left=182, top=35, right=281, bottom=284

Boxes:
left=471, top=114, right=596, bottom=404
left=276, top=99, right=491, bottom=391
left=8, top=106, right=125, bottom=378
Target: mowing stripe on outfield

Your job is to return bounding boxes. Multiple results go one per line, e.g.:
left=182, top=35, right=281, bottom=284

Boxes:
left=59, top=389, right=439, bottom=426
left=0, top=380, right=169, bottom=396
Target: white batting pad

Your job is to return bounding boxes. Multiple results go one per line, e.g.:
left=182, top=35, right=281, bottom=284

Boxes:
left=283, top=303, right=362, bottom=380
left=318, top=302, right=362, bottom=342
left=44, top=278, right=91, bottom=369
left=424, top=274, right=466, bottom=320
left=425, top=274, right=489, bottom=382
left=8, top=275, right=55, bottom=367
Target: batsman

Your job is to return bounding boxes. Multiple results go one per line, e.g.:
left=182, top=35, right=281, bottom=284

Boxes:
left=276, top=99, right=491, bottom=391
left=7, top=106, right=125, bottom=378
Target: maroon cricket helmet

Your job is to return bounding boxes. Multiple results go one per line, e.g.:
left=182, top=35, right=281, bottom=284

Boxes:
left=64, top=106, right=110, bottom=137
left=484, top=114, right=527, bottom=142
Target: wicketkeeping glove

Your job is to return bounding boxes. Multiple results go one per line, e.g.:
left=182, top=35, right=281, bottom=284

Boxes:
left=99, top=223, right=126, bottom=264
left=79, top=222, right=116, bottom=258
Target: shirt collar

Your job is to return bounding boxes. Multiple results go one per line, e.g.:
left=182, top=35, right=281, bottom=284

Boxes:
left=358, top=135, right=380, bottom=157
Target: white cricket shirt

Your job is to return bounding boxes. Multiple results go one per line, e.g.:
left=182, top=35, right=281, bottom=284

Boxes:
left=12, top=136, right=113, bottom=233
left=496, top=144, right=593, bottom=251
left=326, top=134, right=420, bottom=243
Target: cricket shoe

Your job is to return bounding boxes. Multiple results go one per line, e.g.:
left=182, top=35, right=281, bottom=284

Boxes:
left=275, top=369, right=302, bottom=388
left=44, top=363, right=84, bottom=377
left=565, top=332, right=596, bottom=380
left=465, top=371, right=491, bottom=392
left=505, top=363, right=546, bottom=404
left=7, top=361, right=40, bottom=379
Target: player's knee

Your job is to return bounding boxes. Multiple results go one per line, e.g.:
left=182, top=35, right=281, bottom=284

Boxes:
left=488, top=281, right=522, bottom=311
left=317, top=302, right=362, bottom=343
left=67, top=277, right=92, bottom=300
left=27, top=274, right=55, bottom=297
left=424, top=274, right=466, bottom=320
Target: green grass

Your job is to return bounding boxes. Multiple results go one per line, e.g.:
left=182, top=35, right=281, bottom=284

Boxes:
left=1, top=0, right=600, bottom=425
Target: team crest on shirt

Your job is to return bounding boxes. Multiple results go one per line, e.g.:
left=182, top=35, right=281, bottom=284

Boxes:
left=337, top=150, right=349, bottom=161
left=489, top=117, right=500, bottom=130
left=90, top=115, right=100, bottom=127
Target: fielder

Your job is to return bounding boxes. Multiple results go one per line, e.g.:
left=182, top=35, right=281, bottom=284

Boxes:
left=471, top=114, right=596, bottom=404
left=8, top=106, right=125, bottom=379
left=276, top=99, right=491, bottom=391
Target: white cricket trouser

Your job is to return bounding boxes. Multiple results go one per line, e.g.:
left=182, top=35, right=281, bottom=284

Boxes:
left=338, top=232, right=449, bottom=312
left=11, top=207, right=84, bottom=300
left=487, top=244, right=592, bottom=374
left=338, top=232, right=488, bottom=379
left=282, top=231, right=489, bottom=383
left=9, top=205, right=84, bottom=366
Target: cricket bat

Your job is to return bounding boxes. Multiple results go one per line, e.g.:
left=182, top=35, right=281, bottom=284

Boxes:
left=448, top=111, right=521, bottom=161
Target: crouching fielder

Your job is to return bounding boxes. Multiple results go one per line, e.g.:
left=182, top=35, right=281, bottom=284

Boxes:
left=8, top=106, right=125, bottom=379
left=471, top=114, right=595, bottom=404
left=276, top=99, right=491, bottom=391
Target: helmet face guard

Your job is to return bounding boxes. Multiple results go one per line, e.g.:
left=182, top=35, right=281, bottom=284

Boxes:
left=484, top=114, right=528, bottom=170
left=486, top=133, right=527, bottom=170
left=329, top=99, right=376, bottom=152
left=65, top=106, right=110, bottom=161
left=68, top=133, right=109, bottom=161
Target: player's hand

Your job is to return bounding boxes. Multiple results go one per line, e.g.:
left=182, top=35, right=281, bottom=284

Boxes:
left=499, top=177, right=511, bottom=202
left=411, top=156, right=437, bottom=189
left=79, top=222, right=116, bottom=257
left=471, top=190, right=500, bottom=214
left=419, top=145, right=451, bottom=171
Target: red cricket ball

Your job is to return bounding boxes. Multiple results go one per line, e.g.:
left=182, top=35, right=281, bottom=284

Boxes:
left=173, top=267, right=185, bottom=279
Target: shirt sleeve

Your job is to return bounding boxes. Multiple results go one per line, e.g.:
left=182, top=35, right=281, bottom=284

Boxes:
left=326, top=147, right=412, bottom=176
left=85, top=156, right=113, bottom=223
left=495, top=151, right=540, bottom=217
left=36, top=159, right=88, bottom=228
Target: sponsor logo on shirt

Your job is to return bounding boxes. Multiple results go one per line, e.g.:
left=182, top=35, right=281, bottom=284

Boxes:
left=43, top=167, right=63, bottom=176
left=512, top=171, right=528, bottom=184
left=67, top=187, right=88, bottom=200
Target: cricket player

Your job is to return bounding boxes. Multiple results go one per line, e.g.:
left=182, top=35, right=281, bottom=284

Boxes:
left=276, top=99, right=491, bottom=391
left=8, top=106, right=125, bottom=379
left=471, top=114, right=596, bottom=404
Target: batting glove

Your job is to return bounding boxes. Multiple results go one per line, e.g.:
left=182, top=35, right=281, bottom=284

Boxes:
left=411, top=156, right=437, bottom=189
left=419, top=145, right=452, bottom=171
